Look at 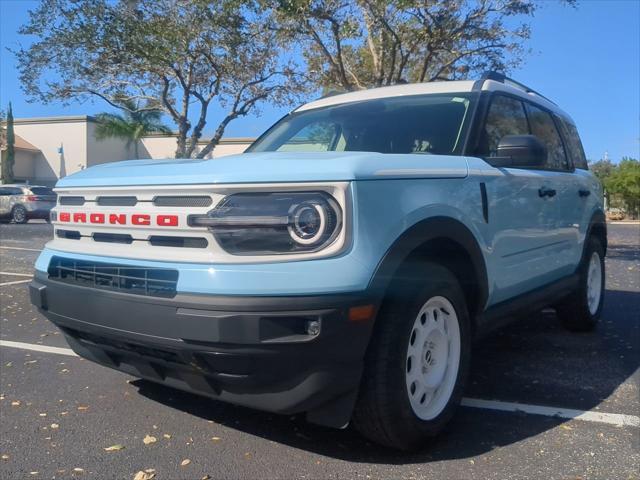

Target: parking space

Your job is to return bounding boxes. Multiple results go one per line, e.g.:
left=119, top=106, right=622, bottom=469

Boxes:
left=1, top=222, right=639, bottom=479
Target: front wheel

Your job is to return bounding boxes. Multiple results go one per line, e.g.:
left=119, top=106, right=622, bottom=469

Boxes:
left=556, top=237, right=605, bottom=331
left=352, top=262, right=471, bottom=450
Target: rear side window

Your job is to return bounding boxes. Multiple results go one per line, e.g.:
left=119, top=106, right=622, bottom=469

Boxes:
left=525, top=104, right=569, bottom=170
left=0, top=187, right=23, bottom=195
left=558, top=118, right=588, bottom=169
left=478, top=95, right=529, bottom=157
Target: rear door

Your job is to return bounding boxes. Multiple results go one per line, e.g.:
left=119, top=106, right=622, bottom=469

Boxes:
left=556, top=116, right=598, bottom=267
left=0, top=188, right=11, bottom=215
left=523, top=103, right=577, bottom=278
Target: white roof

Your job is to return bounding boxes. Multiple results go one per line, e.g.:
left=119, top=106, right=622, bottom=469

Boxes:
left=295, top=81, right=476, bottom=112
left=295, top=78, right=572, bottom=122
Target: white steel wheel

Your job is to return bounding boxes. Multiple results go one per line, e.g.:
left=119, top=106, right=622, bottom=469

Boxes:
left=405, top=295, right=461, bottom=420
left=586, top=251, right=602, bottom=316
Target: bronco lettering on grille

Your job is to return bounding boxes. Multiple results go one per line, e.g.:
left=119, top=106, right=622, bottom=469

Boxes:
left=58, top=212, right=179, bottom=227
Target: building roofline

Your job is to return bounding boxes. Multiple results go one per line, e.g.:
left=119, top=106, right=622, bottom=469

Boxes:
left=12, top=115, right=97, bottom=125
left=141, top=133, right=255, bottom=144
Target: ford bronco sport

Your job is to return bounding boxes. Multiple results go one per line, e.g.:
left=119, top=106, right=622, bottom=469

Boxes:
left=30, top=72, right=606, bottom=450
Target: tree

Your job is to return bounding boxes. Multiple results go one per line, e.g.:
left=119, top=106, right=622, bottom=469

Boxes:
left=94, top=100, right=171, bottom=159
left=15, top=0, right=305, bottom=158
left=605, top=158, right=640, bottom=219
left=1, top=103, right=15, bottom=184
left=589, top=159, right=615, bottom=185
left=275, top=0, right=576, bottom=92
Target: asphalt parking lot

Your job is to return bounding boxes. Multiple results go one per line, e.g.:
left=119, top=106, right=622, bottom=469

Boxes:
left=1, top=221, right=638, bottom=479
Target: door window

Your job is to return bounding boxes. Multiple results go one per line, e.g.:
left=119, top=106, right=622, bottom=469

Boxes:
left=478, top=95, right=529, bottom=157
left=525, top=104, right=569, bottom=170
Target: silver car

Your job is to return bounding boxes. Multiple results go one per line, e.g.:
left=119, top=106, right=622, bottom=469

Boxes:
left=0, top=184, right=57, bottom=224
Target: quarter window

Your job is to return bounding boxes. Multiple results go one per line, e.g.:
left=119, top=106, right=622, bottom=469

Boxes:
left=525, top=104, right=569, bottom=170
left=479, top=95, right=529, bottom=157
left=558, top=117, right=588, bottom=169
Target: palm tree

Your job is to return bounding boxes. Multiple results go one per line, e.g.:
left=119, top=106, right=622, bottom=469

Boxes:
left=94, top=100, right=172, bottom=159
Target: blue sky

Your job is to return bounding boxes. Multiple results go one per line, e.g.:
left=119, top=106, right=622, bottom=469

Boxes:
left=1, top=0, right=638, bottom=162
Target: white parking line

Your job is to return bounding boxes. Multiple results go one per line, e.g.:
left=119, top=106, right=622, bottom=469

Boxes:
left=0, top=279, right=32, bottom=286
left=1, top=339, right=638, bottom=428
left=0, top=272, right=33, bottom=277
left=0, top=340, right=78, bottom=357
left=461, top=398, right=639, bottom=428
left=0, top=246, right=43, bottom=252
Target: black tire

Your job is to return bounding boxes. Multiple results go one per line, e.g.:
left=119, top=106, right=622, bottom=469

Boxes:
left=556, top=237, right=605, bottom=332
left=352, top=262, right=471, bottom=450
left=11, top=205, right=28, bottom=224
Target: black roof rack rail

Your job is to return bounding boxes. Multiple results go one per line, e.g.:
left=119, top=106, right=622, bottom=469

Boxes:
left=480, top=71, right=557, bottom=105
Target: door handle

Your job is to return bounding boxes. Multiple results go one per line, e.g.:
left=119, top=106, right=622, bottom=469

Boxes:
left=578, top=189, right=591, bottom=197
left=538, top=187, right=557, bottom=198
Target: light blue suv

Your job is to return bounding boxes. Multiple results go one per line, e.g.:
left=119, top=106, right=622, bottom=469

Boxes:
left=30, top=72, right=606, bottom=450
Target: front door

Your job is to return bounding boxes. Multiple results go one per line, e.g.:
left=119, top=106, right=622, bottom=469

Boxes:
left=476, top=94, right=572, bottom=304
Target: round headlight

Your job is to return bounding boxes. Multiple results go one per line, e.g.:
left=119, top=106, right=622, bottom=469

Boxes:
left=289, top=202, right=326, bottom=245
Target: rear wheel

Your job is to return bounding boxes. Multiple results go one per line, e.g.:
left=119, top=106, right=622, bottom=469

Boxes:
left=11, top=205, right=28, bottom=224
left=352, top=262, right=471, bottom=450
left=556, top=237, right=605, bottom=331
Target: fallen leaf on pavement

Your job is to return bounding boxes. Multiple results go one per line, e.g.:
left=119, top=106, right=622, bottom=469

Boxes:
left=143, top=435, right=157, bottom=445
left=133, top=471, right=155, bottom=480
left=50, top=423, right=59, bottom=429
left=211, top=436, right=220, bottom=442
left=202, top=475, right=211, bottom=480
left=1, top=454, right=9, bottom=460
left=38, top=413, right=47, bottom=417
left=163, top=434, right=171, bottom=439
left=72, top=467, right=84, bottom=473
left=77, top=406, right=89, bottom=411
left=104, top=445, right=125, bottom=452
left=180, top=459, right=191, bottom=467
left=11, top=401, right=20, bottom=406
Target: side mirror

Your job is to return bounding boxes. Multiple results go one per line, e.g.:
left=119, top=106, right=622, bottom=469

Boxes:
left=492, top=135, right=547, bottom=168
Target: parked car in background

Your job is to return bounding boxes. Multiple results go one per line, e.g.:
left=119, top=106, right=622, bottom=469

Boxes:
left=606, top=208, right=625, bottom=221
left=0, top=184, right=57, bottom=223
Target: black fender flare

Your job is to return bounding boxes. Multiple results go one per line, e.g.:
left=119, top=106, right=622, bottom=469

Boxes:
left=367, top=216, right=489, bottom=315
left=583, top=209, right=607, bottom=259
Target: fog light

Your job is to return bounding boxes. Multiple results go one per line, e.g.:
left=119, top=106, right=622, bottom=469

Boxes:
left=306, top=320, right=321, bottom=336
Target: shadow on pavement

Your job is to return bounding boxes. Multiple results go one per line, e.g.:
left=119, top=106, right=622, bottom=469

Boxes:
left=132, top=287, right=639, bottom=463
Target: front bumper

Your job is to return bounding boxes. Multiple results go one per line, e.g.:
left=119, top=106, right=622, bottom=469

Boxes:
left=30, top=272, right=375, bottom=427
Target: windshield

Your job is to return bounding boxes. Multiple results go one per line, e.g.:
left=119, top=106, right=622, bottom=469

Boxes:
left=249, top=93, right=475, bottom=155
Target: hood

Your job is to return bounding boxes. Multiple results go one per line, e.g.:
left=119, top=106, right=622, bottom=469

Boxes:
left=56, top=152, right=469, bottom=188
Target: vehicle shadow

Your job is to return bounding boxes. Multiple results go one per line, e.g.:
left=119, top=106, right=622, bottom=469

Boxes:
left=133, top=288, right=639, bottom=464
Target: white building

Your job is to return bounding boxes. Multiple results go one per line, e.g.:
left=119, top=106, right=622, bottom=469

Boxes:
left=1, top=115, right=254, bottom=185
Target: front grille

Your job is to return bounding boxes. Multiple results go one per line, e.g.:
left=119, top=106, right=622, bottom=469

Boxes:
left=92, top=233, right=133, bottom=244
left=68, top=328, right=183, bottom=364
left=97, top=196, right=138, bottom=206
left=153, top=196, right=212, bottom=207
left=59, top=196, right=85, bottom=206
left=56, top=229, right=81, bottom=240
left=148, top=236, right=208, bottom=248
left=48, top=256, right=178, bottom=298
